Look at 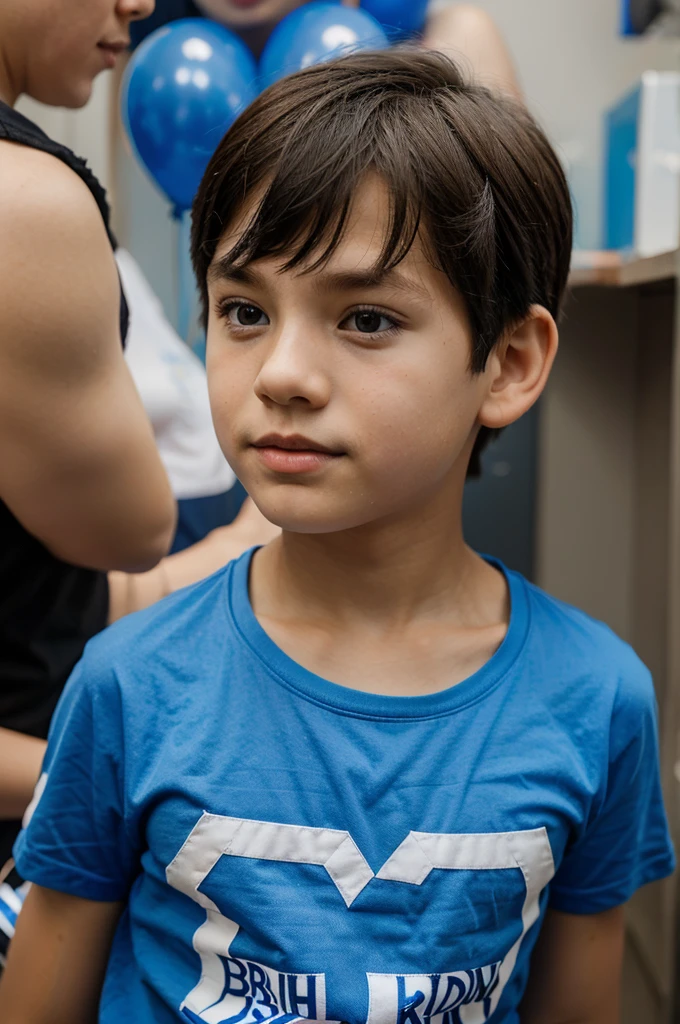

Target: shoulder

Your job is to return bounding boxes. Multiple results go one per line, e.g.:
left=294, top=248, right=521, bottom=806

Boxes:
left=86, top=563, right=237, bottom=679
left=0, top=142, right=118, bottom=374
left=38, top=563, right=241, bottom=784
left=515, top=572, right=654, bottom=714
left=0, top=140, right=109, bottom=243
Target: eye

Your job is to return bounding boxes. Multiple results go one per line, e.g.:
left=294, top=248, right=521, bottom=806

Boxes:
left=220, top=301, right=269, bottom=328
left=342, top=308, right=400, bottom=335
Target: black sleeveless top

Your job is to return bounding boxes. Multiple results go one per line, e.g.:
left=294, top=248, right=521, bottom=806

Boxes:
left=0, top=103, right=129, bottom=862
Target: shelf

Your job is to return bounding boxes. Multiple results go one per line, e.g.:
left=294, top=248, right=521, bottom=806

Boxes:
left=569, top=249, right=678, bottom=288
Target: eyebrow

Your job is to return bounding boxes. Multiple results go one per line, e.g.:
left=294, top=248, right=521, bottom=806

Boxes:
left=312, top=269, right=430, bottom=301
left=207, top=258, right=431, bottom=302
left=207, top=261, right=261, bottom=287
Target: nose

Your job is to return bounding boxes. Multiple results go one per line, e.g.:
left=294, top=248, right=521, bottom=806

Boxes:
left=117, top=0, right=155, bottom=22
left=254, top=328, right=331, bottom=411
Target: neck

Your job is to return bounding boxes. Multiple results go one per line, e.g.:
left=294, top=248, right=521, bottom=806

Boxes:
left=252, top=478, right=494, bottom=630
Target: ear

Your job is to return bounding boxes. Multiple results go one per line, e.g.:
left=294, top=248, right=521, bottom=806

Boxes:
left=477, top=305, right=558, bottom=431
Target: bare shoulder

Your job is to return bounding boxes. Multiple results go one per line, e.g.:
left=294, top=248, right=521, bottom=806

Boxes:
left=0, top=139, right=119, bottom=372
left=0, top=138, right=109, bottom=235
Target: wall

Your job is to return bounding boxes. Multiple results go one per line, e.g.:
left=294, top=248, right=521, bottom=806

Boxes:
left=468, top=0, right=680, bottom=247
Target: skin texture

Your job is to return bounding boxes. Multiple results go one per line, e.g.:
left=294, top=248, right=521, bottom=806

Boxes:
left=0, top=0, right=177, bottom=572
left=0, top=144, right=175, bottom=573
left=0, top=0, right=177, bottom=569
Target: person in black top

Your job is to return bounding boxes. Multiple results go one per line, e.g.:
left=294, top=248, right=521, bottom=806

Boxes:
left=0, top=0, right=177, bottom=864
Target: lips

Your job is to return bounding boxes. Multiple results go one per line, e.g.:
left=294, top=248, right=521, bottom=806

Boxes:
left=251, top=434, right=344, bottom=475
left=97, top=40, right=129, bottom=56
left=252, top=434, right=343, bottom=456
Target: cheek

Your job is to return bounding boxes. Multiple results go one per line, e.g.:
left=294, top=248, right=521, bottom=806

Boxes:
left=51, top=9, right=95, bottom=48
left=355, top=353, right=479, bottom=470
left=38, top=22, right=94, bottom=76
left=206, top=343, right=252, bottom=441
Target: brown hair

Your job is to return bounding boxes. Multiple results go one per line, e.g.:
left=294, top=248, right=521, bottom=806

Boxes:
left=192, top=49, right=572, bottom=473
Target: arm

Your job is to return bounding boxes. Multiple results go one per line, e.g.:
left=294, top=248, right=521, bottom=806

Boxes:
left=0, top=885, right=122, bottom=1024
left=521, top=907, right=625, bottom=1024
left=0, top=143, right=176, bottom=573
left=108, top=497, right=280, bottom=621
left=422, top=4, right=522, bottom=100
left=0, top=729, right=45, bottom=820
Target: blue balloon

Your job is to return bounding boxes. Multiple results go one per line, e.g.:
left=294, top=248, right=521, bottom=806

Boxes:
left=259, top=2, right=388, bottom=90
left=360, top=0, right=430, bottom=38
left=122, top=19, right=258, bottom=214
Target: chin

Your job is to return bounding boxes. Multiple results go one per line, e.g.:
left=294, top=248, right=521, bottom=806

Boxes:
left=64, top=82, right=94, bottom=109
left=33, top=79, right=93, bottom=110
left=252, top=508, right=333, bottom=535
left=252, top=495, right=372, bottom=536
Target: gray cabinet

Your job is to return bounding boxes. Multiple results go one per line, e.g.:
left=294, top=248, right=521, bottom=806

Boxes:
left=537, top=251, right=680, bottom=1023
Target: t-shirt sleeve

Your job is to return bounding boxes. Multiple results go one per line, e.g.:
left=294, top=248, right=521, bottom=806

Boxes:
left=13, top=644, right=138, bottom=902
left=550, top=660, right=676, bottom=915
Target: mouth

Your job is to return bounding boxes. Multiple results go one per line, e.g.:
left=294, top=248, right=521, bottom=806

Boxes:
left=251, top=434, right=345, bottom=475
left=253, top=434, right=343, bottom=455
left=97, top=40, right=128, bottom=65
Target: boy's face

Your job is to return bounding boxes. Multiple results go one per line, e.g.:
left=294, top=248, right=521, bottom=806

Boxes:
left=194, top=0, right=303, bottom=29
left=206, top=176, right=495, bottom=535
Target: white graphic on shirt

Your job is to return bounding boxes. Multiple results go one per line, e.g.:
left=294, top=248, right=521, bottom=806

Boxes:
left=167, top=815, right=374, bottom=909
left=366, top=966, right=502, bottom=1024
left=22, top=772, right=47, bottom=829
left=166, top=814, right=555, bottom=1024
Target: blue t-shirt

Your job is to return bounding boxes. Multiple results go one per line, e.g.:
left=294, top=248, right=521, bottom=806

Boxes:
left=15, top=550, right=675, bottom=1024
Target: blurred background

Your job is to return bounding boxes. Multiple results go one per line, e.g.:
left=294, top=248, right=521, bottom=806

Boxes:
left=13, top=0, right=680, bottom=313
left=15, top=0, right=680, bottom=307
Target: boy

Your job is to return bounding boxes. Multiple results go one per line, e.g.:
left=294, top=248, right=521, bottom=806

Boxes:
left=0, top=49, right=674, bottom=1024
